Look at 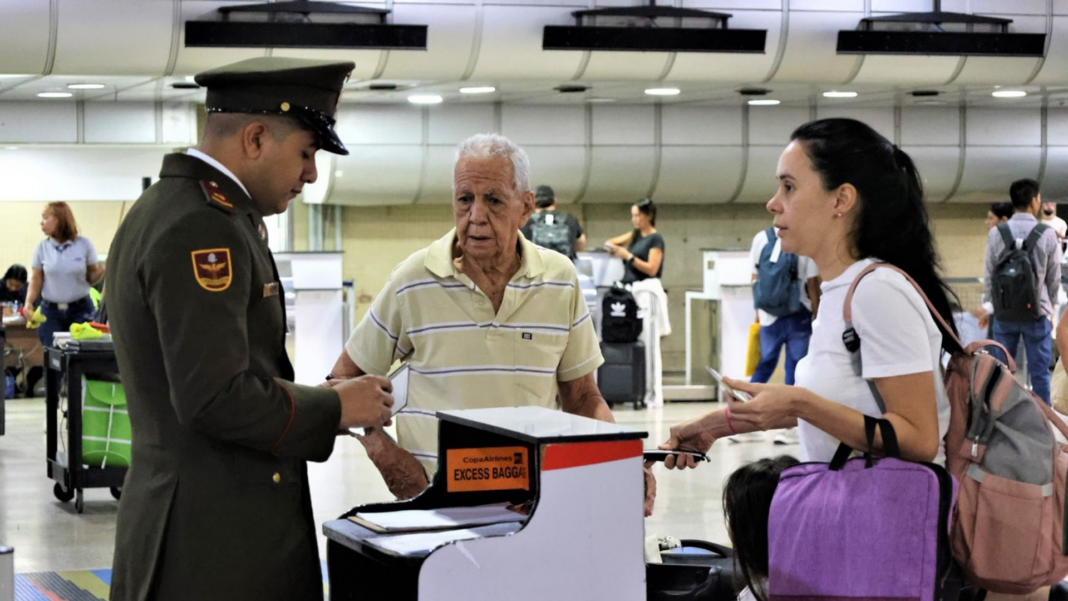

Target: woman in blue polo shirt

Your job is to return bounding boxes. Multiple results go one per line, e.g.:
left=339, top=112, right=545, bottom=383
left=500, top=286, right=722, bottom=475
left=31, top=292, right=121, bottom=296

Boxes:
left=23, top=202, right=105, bottom=347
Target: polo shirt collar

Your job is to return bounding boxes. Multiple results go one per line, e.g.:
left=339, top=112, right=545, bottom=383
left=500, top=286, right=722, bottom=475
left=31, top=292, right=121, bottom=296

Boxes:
left=1010, top=212, right=1038, bottom=224
left=424, top=228, right=547, bottom=280
left=50, top=238, right=73, bottom=250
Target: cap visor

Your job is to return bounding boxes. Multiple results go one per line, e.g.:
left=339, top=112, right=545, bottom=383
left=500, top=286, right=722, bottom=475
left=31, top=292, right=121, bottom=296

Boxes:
left=295, top=115, right=348, bottom=155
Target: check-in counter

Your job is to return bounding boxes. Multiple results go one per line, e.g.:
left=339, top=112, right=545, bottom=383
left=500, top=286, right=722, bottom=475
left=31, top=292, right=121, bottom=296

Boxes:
left=323, top=406, right=647, bottom=601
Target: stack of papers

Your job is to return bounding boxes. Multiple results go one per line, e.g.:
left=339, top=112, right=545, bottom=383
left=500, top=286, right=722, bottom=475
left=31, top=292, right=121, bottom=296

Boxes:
left=348, top=503, right=525, bottom=534
left=365, top=522, right=523, bottom=556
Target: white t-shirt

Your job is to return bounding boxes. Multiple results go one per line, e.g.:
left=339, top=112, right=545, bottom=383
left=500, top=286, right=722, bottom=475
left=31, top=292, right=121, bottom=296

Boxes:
left=794, top=258, right=950, bottom=466
left=750, top=228, right=819, bottom=327
left=1043, top=215, right=1068, bottom=239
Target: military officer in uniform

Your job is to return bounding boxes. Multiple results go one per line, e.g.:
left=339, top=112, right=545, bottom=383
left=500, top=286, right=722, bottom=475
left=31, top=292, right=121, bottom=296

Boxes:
left=106, top=57, right=394, bottom=601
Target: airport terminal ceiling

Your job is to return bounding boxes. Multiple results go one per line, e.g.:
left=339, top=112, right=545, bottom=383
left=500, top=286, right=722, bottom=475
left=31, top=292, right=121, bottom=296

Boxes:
left=3, top=0, right=1068, bottom=204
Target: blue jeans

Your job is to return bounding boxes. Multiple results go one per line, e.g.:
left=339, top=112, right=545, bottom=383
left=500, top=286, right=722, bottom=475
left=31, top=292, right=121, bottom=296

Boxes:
left=37, top=297, right=95, bottom=348
left=751, top=309, right=812, bottom=386
left=992, top=317, right=1052, bottom=405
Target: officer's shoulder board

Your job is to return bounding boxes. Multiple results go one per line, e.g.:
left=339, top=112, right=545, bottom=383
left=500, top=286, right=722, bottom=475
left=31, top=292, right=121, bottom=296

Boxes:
left=200, top=180, right=235, bottom=213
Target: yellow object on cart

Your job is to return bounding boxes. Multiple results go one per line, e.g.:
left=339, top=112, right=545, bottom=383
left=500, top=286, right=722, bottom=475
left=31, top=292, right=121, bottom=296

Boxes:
left=24, top=306, right=47, bottom=329
left=744, top=322, right=762, bottom=377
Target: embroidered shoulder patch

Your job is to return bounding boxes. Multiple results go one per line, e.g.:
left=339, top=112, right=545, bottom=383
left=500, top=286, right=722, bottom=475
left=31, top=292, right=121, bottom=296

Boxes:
left=191, top=248, right=232, bottom=292
left=200, top=180, right=234, bottom=211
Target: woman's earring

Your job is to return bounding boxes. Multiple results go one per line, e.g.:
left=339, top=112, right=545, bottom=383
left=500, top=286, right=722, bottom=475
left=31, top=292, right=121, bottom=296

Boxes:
left=834, top=213, right=842, bottom=218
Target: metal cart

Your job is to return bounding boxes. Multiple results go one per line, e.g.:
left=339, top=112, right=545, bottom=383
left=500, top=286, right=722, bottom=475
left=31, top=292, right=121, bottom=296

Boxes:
left=45, top=346, right=127, bottom=513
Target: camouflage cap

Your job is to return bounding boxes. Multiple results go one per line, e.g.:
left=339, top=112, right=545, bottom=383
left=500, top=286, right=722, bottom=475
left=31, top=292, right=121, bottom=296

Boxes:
left=195, top=57, right=355, bottom=155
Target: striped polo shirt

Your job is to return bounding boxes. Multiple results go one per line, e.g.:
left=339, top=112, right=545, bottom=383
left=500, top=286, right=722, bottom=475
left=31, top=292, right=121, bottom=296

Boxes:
left=345, top=228, right=604, bottom=472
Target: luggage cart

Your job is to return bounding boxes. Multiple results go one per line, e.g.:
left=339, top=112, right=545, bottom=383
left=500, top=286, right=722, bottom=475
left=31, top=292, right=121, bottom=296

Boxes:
left=45, top=346, right=127, bottom=513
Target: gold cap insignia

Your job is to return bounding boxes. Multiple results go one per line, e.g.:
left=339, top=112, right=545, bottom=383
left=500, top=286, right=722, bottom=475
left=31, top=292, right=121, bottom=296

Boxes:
left=280, top=102, right=290, bottom=112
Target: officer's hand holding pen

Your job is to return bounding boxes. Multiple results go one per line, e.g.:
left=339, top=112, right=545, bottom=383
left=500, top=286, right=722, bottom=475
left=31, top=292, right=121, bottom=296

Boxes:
left=328, top=375, right=394, bottom=429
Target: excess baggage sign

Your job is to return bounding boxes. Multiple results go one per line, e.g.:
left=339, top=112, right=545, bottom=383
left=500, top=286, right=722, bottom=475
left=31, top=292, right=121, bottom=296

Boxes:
left=446, top=447, right=530, bottom=493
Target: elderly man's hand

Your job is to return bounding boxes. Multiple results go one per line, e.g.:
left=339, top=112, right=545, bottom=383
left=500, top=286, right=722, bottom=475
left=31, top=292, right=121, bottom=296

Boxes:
left=357, top=428, right=429, bottom=500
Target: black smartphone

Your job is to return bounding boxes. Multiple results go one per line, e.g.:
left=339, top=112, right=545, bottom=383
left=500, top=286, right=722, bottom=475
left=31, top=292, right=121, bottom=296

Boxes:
left=643, top=450, right=709, bottom=463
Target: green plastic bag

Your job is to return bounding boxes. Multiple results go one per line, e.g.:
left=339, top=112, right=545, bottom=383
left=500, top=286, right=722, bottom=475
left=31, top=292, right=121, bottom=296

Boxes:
left=81, top=377, right=131, bottom=468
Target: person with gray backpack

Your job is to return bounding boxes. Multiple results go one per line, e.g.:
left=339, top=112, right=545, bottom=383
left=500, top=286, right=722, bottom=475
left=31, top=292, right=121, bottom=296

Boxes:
left=519, top=185, right=585, bottom=260
left=983, top=178, right=1062, bottom=405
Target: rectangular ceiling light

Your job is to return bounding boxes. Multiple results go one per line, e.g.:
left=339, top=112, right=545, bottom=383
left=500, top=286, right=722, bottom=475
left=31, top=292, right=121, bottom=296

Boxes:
left=543, top=27, right=765, bottom=53
left=837, top=31, right=1045, bottom=57
left=185, top=21, right=427, bottom=50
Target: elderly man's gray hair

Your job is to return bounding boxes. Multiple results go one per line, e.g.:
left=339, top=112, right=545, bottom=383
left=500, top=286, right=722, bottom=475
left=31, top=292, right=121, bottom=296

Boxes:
left=454, top=133, right=531, bottom=194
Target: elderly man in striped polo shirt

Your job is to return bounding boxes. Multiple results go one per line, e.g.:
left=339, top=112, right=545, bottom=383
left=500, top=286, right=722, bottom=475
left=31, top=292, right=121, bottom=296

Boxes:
left=331, top=133, right=655, bottom=514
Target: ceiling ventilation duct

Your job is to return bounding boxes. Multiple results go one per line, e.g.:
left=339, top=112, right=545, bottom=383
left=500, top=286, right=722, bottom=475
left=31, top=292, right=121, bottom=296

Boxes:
left=836, top=0, right=1044, bottom=57
left=542, top=4, right=766, bottom=54
left=185, top=0, right=427, bottom=50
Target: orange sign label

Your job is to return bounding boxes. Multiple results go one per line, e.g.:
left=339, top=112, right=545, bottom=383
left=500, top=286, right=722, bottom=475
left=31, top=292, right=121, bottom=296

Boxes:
left=446, top=447, right=530, bottom=493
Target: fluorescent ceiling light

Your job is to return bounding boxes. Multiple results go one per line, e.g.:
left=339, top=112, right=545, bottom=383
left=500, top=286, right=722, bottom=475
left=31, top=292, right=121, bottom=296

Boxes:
left=992, top=90, right=1027, bottom=98
left=586, top=98, right=616, bottom=103
left=645, top=88, right=680, bottom=96
left=67, top=83, right=105, bottom=90
left=37, top=92, right=73, bottom=98
left=407, top=94, right=443, bottom=105
left=5, top=147, right=18, bottom=151
left=0, top=74, right=30, bottom=79
left=748, top=99, right=780, bottom=106
left=459, top=86, right=495, bottom=94
left=823, top=91, right=858, bottom=98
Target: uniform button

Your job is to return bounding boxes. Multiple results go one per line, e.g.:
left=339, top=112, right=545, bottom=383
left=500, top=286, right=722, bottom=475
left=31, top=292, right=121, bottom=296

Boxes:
left=272, top=472, right=281, bottom=484
left=209, top=181, right=218, bottom=188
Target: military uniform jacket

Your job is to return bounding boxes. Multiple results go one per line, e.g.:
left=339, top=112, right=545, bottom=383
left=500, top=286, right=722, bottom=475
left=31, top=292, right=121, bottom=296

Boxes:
left=106, top=153, right=341, bottom=601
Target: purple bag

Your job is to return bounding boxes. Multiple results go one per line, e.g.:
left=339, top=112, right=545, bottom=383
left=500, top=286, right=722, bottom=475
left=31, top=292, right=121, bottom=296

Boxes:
left=768, top=417, right=959, bottom=601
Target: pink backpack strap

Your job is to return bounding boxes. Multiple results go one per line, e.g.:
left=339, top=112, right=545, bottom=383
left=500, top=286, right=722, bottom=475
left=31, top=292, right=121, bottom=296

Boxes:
left=1037, top=400, right=1068, bottom=442
left=964, top=339, right=1016, bottom=373
left=842, top=263, right=960, bottom=348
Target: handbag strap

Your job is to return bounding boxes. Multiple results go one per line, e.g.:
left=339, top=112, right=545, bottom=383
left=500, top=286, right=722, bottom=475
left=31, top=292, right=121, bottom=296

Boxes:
left=830, top=416, right=901, bottom=471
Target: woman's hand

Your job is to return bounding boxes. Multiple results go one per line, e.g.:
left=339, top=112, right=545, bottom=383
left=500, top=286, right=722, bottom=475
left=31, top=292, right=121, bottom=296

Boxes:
left=604, top=242, right=621, bottom=257
left=658, top=413, right=717, bottom=470
left=722, top=377, right=802, bottom=432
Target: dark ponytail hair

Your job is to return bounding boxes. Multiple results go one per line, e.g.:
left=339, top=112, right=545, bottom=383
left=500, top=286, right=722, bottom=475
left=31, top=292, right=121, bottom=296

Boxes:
left=630, top=198, right=658, bottom=244
left=789, top=118, right=961, bottom=353
left=723, top=455, right=800, bottom=601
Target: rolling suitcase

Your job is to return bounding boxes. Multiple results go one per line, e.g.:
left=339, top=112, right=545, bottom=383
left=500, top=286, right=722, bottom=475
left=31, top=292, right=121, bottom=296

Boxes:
left=598, top=340, right=646, bottom=409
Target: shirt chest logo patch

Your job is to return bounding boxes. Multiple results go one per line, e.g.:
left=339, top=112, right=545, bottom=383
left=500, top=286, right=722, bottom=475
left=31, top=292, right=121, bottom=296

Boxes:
left=522, top=332, right=533, bottom=340
left=191, top=248, right=233, bottom=292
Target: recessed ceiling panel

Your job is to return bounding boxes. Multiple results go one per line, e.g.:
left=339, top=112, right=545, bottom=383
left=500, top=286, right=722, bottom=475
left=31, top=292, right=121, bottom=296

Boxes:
left=666, top=10, right=780, bottom=81
left=583, top=146, right=656, bottom=203
left=380, top=4, right=477, bottom=81
left=953, top=146, right=1041, bottom=203
left=656, top=146, right=744, bottom=204
left=0, top=0, right=50, bottom=75
left=53, top=0, right=173, bottom=75
left=473, top=6, right=585, bottom=81
left=524, top=146, right=588, bottom=204
left=773, top=12, right=864, bottom=83
left=331, top=146, right=423, bottom=205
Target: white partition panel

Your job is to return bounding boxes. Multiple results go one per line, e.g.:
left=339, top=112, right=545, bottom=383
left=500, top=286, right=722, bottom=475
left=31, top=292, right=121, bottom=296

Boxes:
left=1043, top=147, right=1068, bottom=199
left=667, top=9, right=782, bottom=82
left=502, top=105, right=585, bottom=145
left=428, top=104, right=498, bottom=144
left=904, top=146, right=963, bottom=202
left=0, top=102, right=77, bottom=143
left=0, top=147, right=169, bottom=201
left=966, top=108, right=1042, bottom=147
left=419, top=145, right=459, bottom=205
left=339, top=105, right=424, bottom=145
left=382, top=4, right=479, bottom=81
left=583, top=147, right=657, bottom=203
left=748, top=107, right=810, bottom=146
left=953, top=147, right=1042, bottom=203
left=84, top=102, right=156, bottom=144
left=523, top=146, right=588, bottom=204
left=0, top=0, right=50, bottom=75
left=53, top=0, right=174, bottom=75
left=1048, top=109, right=1068, bottom=146
left=332, top=146, right=424, bottom=205
left=472, top=6, right=587, bottom=81
left=734, top=146, right=781, bottom=204
left=662, top=106, right=744, bottom=146
left=656, top=146, right=744, bottom=204
left=773, top=11, right=865, bottom=83
left=592, top=105, right=655, bottom=145
left=901, top=107, right=961, bottom=146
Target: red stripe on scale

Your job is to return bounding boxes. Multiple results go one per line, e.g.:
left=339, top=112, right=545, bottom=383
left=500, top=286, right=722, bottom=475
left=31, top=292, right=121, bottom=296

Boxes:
left=543, top=440, right=641, bottom=471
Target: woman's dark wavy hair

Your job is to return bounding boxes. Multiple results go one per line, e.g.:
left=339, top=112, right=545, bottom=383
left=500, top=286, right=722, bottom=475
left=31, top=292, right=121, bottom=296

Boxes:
left=630, top=198, right=658, bottom=244
left=3, top=264, right=27, bottom=285
left=723, top=455, right=800, bottom=601
left=790, top=118, right=962, bottom=353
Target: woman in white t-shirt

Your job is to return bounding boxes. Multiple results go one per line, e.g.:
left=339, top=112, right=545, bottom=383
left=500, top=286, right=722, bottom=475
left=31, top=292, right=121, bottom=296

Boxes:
left=660, top=118, right=962, bottom=468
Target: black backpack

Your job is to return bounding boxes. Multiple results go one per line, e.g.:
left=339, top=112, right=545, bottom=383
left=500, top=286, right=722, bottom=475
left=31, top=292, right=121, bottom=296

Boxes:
left=529, top=211, right=574, bottom=258
left=602, top=284, right=642, bottom=343
left=992, top=222, right=1049, bottom=323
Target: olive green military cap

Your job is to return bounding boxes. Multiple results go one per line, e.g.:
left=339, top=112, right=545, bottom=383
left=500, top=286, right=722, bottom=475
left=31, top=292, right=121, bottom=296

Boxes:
left=195, top=57, right=355, bottom=155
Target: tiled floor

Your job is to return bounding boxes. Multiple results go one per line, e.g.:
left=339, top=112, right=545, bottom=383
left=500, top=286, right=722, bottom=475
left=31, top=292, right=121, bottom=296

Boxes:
left=0, top=397, right=797, bottom=574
